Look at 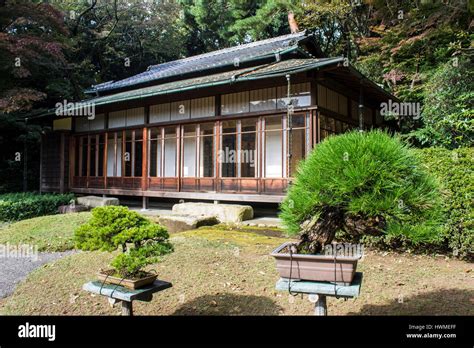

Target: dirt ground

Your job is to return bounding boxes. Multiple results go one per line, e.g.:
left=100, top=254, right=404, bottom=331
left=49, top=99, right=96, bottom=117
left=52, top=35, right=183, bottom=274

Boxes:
left=0, top=227, right=472, bottom=316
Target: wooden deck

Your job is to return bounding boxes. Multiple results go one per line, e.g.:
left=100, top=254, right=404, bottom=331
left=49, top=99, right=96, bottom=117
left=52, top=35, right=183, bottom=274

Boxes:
left=71, top=175, right=288, bottom=203
left=71, top=186, right=285, bottom=203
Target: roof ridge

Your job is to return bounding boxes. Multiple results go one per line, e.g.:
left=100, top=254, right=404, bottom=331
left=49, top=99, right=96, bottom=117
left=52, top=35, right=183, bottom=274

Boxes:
left=147, top=31, right=307, bottom=71
left=87, top=31, right=311, bottom=94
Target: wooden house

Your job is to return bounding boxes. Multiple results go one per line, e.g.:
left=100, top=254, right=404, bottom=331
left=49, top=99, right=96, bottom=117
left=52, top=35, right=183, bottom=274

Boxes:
left=35, top=31, right=395, bottom=207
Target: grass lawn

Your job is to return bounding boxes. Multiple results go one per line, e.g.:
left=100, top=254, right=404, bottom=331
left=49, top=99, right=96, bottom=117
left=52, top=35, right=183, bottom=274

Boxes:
left=0, top=212, right=90, bottom=252
left=0, top=218, right=472, bottom=316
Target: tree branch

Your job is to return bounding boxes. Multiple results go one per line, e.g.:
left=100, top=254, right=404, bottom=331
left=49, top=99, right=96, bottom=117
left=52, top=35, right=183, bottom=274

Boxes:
left=72, top=0, right=98, bottom=36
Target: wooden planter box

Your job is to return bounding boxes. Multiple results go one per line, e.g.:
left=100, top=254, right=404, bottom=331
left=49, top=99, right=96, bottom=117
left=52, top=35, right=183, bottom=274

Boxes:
left=97, top=270, right=157, bottom=290
left=270, top=242, right=361, bottom=286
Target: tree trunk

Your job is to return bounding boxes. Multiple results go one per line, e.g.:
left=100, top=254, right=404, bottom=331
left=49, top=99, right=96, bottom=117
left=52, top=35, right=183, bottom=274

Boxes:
left=343, top=214, right=386, bottom=237
left=296, top=207, right=386, bottom=254
left=297, top=206, right=344, bottom=254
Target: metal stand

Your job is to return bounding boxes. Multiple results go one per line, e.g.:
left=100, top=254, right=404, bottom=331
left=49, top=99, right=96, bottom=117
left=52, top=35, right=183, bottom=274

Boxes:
left=83, top=279, right=172, bottom=316
left=313, top=294, right=327, bottom=316
left=275, top=273, right=363, bottom=316
left=121, top=301, right=133, bottom=316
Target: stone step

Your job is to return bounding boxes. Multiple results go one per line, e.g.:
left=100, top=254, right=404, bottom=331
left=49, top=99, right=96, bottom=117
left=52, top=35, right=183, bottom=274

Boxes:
left=172, top=202, right=253, bottom=223
left=77, top=196, right=119, bottom=208
left=154, top=214, right=219, bottom=233
left=58, top=204, right=89, bottom=214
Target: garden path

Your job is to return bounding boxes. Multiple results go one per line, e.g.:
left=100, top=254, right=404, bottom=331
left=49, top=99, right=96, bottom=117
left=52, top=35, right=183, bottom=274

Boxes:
left=0, top=250, right=75, bottom=298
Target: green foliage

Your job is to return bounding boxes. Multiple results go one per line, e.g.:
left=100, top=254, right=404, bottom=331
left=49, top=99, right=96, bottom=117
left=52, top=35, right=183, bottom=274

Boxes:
left=59, top=0, right=186, bottom=85
left=0, top=114, right=42, bottom=193
left=111, top=243, right=173, bottom=278
left=280, top=130, right=441, bottom=244
left=229, top=0, right=299, bottom=42
left=347, top=1, right=471, bottom=136
left=0, top=1, right=70, bottom=113
left=415, top=147, right=473, bottom=259
left=409, top=57, right=474, bottom=149
left=74, top=206, right=173, bottom=278
left=0, top=192, right=74, bottom=222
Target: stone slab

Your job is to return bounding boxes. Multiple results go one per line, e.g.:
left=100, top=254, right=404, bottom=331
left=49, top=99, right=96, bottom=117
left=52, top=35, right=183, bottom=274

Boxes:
left=172, top=202, right=253, bottom=223
left=155, top=214, right=219, bottom=233
left=77, top=196, right=119, bottom=208
left=58, top=204, right=89, bottom=214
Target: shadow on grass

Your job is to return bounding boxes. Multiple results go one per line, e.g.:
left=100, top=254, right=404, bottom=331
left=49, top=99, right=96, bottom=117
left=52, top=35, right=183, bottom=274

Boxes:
left=173, top=293, right=283, bottom=315
left=350, top=289, right=474, bottom=315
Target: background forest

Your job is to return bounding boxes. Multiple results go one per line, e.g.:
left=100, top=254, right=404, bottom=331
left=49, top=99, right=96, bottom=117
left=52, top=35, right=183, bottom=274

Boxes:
left=0, top=0, right=472, bottom=191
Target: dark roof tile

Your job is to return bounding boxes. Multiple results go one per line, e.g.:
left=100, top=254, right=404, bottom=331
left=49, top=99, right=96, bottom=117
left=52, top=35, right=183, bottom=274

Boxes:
left=88, top=31, right=311, bottom=94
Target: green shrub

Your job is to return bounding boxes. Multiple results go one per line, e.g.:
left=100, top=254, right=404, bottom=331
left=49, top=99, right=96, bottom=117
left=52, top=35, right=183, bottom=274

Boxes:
left=408, top=57, right=474, bottom=149
left=415, top=147, right=473, bottom=259
left=0, top=192, right=75, bottom=222
left=74, top=206, right=173, bottom=278
left=280, top=130, right=442, bottom=253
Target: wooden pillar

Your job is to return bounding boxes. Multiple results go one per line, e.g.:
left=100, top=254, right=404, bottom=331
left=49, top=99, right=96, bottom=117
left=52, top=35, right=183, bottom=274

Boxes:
left=104, top=132, right=108, bottom=189
left=131, top=130, right=136, bottom=177
left=121, top=130, right=125, bottom=186
left=312, top=79, right=320, bottom=147
left=59, top=133, right=65, bottom=193
left=78, top=137, right=83, bottom=179
left=256, top=117, right=261, bottom=193
left=259, top=117, right=265, bottom=193
left=312, top=109, right=318, bottom=147
left=283, top=113, right=288, bottom=178
left=160, top=127, right=165, bottom=180
left=196, top=124, right=201, bottom=191
left=68, top=134, right=75, bottom=191
left=236, top=120, right=241, bottom=191
left=113, top=132, right=117, bottom=177
left=95, top=134, right=99, bottom=177
left=142, top=127, right=148, bottom=210
left=177, top=125, right=181, bottom=192
left=142, top=127, right=148, bottom=191
left=215, top=121, right=220, bottom=192
left=86, top=135, right=91, bottom=188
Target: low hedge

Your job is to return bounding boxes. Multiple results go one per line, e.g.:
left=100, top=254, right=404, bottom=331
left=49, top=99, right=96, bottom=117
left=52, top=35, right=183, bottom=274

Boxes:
left=416, top=147, right=473, bottom=260
left=0, top=192, right=75, bottom=222
left=351, top=147, right=473, bottom=259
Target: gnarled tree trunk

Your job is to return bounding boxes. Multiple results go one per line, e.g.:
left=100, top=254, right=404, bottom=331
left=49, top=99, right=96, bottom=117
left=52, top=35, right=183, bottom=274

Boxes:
left=297, top=206, right=344, bottom=254
left=343, top=214, right=386, bottom=237
left=296, top=206, right=386, bottom=254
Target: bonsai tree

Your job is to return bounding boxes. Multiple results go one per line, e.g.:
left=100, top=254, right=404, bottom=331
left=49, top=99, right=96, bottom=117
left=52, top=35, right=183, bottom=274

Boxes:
left=280, top=130, right=441, bottom=254
left=74, top=206, right=173, bottom=278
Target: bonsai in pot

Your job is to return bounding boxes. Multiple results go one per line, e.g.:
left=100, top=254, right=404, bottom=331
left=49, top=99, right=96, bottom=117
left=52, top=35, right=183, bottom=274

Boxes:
left=74, top=206, right=173, bottom=289
left=275, top=130, right=441, bottom=284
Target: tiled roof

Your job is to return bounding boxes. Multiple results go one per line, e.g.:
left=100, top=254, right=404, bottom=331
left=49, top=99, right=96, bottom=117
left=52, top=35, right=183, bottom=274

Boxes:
left=81, top=58, right=342, bottom=108
left=87, top=31, right=313, bottom=94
